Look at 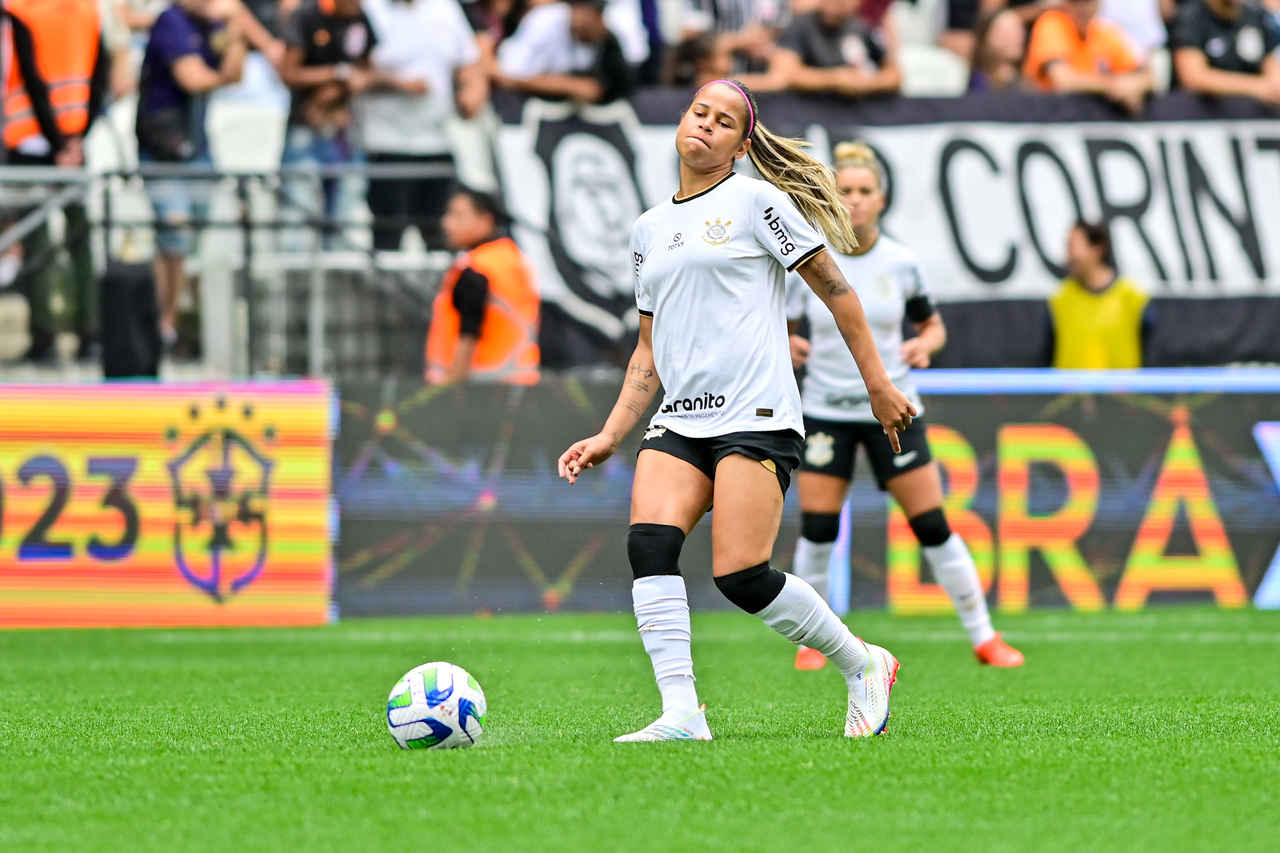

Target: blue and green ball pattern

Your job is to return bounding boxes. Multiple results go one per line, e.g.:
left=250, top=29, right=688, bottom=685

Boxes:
left=386, top=661, right=487, bottom=750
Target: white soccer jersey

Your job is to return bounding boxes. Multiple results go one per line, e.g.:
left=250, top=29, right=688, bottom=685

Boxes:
left=632, top=172, right=825, bottom=438
left=786, top=234, right=932, bottom=423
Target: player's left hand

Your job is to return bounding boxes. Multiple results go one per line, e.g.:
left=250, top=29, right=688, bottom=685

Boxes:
left=869, top=384, right=916, bottom=454
left=558, top=433, right=616, bottom=485
left=899, top=338, right=931, bottom=369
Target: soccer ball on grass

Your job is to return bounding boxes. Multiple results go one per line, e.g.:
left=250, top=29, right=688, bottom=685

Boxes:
left=386, top=661, right=487, bottom=749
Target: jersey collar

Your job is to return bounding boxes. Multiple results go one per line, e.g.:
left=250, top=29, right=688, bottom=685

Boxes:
left=673, top=171, right=735, bottom=205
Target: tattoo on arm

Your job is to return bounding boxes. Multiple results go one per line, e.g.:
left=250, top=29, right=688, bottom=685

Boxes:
left=625, top=361, right=655, bottom=394
left=804, top=254, right=852, bottom=299
left=819, top=255, right=852, bottom=298
left=822, top=273, right=851, bottom=298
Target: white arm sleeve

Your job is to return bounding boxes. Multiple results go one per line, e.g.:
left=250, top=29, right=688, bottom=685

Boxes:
left=902, top=256, right=936, bottom=322
left=752, top=182, right=825, bottom=272
left=632, top=225, right=652, bottom=315
left=905, top=259, right=928, bottom=300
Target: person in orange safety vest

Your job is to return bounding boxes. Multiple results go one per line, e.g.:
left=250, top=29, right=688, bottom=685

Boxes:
left=426, top=187, right=540, bottom=385
left=2, top=0, right=107, bottom=159
left=2, top=0, right=110, bottom=362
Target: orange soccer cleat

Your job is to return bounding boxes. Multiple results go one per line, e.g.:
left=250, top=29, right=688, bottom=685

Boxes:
left=974, top=634, right=1025, bottom=667
left=794, top=645, right=827, bottom=670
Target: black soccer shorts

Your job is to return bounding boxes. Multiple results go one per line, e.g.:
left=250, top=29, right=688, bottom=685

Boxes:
left=799, top=415, right=933, bottom=490
left=638, top=425, right=804, bottom=494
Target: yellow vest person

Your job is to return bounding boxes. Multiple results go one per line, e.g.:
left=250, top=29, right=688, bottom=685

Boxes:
left=426, top=188, right=540, bottom=385
left=1048, top=220, right=1152, bottom=369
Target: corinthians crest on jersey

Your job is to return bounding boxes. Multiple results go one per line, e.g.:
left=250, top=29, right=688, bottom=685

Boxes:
left=703, top=218, right=732, bottom=245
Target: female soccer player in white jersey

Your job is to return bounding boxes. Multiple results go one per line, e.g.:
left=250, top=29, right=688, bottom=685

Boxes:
left=787, top=142, right=1024, bottom=671
left=557, top=81, right=917, bottom=742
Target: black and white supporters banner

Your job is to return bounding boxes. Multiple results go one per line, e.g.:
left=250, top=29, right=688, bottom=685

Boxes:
left=494, top=92, right=1280, bottom=366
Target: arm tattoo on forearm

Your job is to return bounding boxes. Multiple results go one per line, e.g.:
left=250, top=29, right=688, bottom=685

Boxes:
left=807, top=255, right=851, bottom=299
left=819, top=257, right=852, bottom=298
left=823, top=274, right=851, bottom=298
left=625, top=362, right=655, bottom=394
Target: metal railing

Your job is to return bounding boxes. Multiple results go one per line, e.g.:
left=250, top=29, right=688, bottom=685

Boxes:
left=0, top=162, right=457, bottom=378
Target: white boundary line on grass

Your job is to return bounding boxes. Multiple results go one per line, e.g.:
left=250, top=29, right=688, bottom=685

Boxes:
left=142, top=627, right=1280, bottom=645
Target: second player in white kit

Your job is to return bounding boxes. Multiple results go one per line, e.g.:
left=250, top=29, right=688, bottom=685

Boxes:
left=788, top=231, right=927, bottom=426
left=787, top=142, right=1024, bottom=670
left=559, top=81, right=917, bottom=741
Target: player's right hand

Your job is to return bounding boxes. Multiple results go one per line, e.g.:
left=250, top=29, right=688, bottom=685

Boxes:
left=558, top=433, right=616, bottom=484
left=869, top=384, right=917, bottom=454
left=789, top=335, right=811, bottom=370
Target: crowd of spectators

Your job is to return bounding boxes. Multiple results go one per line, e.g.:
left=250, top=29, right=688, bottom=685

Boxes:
left=1, top=0, right=1279, bottom=364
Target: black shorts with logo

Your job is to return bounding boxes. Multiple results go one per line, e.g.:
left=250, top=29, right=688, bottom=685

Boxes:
left=800, top=415, right=932, bottom=490
left=638, top=425, right=805, bottom=494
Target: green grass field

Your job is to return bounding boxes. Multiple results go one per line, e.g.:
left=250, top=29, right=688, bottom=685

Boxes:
left=1, top=608, right=1277, bottom=852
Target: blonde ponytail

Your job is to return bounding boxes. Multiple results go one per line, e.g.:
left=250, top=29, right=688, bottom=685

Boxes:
left=747, top=121, right=859, bottom=254
left=689, top=79, right=858, bottom=253
left=833, top=140, right=888, bottom=191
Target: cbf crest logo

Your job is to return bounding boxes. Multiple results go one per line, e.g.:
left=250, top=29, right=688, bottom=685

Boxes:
left=805, top=432, right=835, bottom=468
left=165, top=396, right=276, bottom=602
left=703, top=218, right=732, bottom=246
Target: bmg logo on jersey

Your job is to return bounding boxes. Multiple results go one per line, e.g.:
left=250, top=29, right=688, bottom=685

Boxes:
left=632, top=251, right=645, bottom=276
left=660, top=391, right=726, bottom=415
left=761, top=207, right=796, bottom=256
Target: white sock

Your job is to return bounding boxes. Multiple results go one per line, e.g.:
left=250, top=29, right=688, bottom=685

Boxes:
left=632, top=575, right=699, bottom=713
left=923, top=534, right=996, bottom=647
left=756, top=573, right=869, bottom=685
left=792, top=537, right=835, bottom=603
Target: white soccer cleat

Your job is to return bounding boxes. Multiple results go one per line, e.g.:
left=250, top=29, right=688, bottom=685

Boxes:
left=613, top=705, right=713, bottom=742
left=844, top=642, right=900, bottom=738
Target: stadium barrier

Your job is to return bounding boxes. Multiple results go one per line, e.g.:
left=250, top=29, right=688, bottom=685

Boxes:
left=0, top=381, right=334, bottom=628
left=10, top=96, right=1279, bottom=375
left=491, top=91, right=1280, bottom=368
left=0, top=164, right=453, bottom=377
left=335, top=368, right=1280, bottom=616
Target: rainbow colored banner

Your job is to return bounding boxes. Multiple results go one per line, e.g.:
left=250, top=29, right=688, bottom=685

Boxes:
left=0, top=382, right=333, bottom=628
left=335, top=373, right=1280, bottom=615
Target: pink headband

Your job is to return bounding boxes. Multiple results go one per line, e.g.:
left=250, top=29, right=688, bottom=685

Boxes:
left=698, top=79, right=755, bottom=138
